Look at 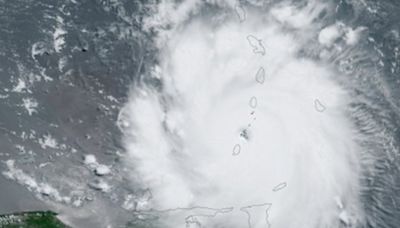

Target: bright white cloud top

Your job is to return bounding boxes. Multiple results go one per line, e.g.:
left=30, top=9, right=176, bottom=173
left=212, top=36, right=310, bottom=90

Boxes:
left=118, top=0, right=368, bottom=227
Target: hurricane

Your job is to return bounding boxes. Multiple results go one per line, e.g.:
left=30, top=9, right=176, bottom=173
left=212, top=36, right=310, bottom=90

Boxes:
left=117, top=0, right=382, bottom=227
left=1, top=0, right=400, bottom=227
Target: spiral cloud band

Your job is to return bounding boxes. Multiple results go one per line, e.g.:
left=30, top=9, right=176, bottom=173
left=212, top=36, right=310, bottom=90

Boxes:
left=118, top=1, right=367, bottom=227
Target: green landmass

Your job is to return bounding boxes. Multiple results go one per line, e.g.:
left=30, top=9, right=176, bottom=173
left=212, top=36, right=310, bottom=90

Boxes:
left=0, top=211, right=68, bottom=228
left=0, top=211, right=157, bottom=228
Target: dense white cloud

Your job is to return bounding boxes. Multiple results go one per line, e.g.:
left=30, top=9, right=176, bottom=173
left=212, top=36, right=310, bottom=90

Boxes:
left=120, top=1, right=366, bottom=227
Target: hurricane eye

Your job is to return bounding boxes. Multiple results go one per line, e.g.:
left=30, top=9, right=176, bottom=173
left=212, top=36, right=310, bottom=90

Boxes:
left=239, top=128, right=250, bottom=141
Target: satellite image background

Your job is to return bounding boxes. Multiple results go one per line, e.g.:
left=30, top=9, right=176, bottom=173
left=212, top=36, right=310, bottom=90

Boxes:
left=0, top=0, right=400, bottom=228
